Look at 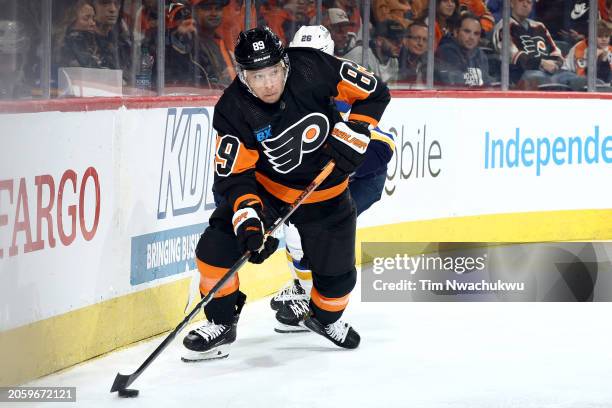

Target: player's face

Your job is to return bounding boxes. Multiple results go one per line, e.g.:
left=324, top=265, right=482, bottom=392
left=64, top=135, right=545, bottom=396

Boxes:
left=245, top=62, right=286, bottom=104
left=455, top=18, right=481, bottom=51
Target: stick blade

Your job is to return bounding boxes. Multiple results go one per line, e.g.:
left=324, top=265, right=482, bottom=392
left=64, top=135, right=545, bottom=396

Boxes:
left=110, top=373, right=132, bottom=393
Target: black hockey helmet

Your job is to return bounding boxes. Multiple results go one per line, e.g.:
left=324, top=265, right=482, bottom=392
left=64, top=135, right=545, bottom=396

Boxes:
left=234, top=26, right=286, bottom=71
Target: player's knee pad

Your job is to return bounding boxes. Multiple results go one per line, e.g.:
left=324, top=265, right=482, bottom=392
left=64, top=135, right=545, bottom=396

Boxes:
left=195, top=223, right=241, bottom=268
left=195, top=213, right=242, bottom=301
left=308, top=270, right=355, bottom=325
left=312, top=268, right=356, bottom=299
left=297, top=197, right=357, bottom=277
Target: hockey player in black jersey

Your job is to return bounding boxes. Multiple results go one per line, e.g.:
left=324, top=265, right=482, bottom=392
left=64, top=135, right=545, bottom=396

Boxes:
left=182, top=26, right=390, bottom=361
left=270, top=25, right=396, bottom=334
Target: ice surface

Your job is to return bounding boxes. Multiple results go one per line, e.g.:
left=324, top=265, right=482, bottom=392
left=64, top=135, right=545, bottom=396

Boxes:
left=26, top=266, right=612, bottom=408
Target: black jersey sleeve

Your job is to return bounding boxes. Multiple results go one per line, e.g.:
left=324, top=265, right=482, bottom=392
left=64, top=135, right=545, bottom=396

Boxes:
left=212, top=97, right=262, bottom=212
left=317, top=51, right=391, bottom=127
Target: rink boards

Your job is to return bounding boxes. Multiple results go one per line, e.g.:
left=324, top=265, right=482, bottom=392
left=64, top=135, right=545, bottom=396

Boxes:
left=0, top=92, right=611, bottom=385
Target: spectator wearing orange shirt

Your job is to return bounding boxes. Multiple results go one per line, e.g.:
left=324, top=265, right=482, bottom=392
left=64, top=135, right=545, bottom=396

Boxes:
left=259, top=0, right=294, bottom=44
left=460, top=0, right=495, bottom=32
left=218, top=0, right=257, bottom=56
left=602, top=0, right=612, bottom=32
left=563, top=20, right=611, bottom=83
left=166, top=0, right=235, bottom=88
left=372, top=0, right=411, bottom=28
left=261, top=0, right=309, bottom=44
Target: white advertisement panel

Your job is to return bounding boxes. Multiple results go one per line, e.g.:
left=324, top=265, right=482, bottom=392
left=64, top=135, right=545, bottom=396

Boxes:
left=1, top=97, right=610, bottom=330
left=0, top=111, right=115, bottom=330
left=114, top=107, right=217, bottom=290
left=0, top=107, right=220, bottom=331
left=360, top=98, right=612, bottom=228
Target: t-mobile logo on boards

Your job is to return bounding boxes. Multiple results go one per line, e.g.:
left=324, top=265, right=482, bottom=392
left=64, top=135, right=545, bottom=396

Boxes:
left=385, top=124, right=443, bottom=195
left=157, top=108, right=216, bottom=219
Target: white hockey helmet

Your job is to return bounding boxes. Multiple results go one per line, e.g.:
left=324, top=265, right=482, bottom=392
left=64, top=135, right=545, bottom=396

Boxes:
left=289, top=25, right=334, bottom=56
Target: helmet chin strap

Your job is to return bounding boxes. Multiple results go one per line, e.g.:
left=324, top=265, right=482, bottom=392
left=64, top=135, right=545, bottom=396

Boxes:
left=237, top=56, right=291, bottom=101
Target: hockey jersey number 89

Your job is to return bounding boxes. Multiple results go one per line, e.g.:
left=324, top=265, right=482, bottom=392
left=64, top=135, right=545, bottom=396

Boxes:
left=212, top=47, right=391, bottom=212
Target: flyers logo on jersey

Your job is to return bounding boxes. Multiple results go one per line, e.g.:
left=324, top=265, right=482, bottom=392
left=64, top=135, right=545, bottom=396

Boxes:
left=520, top=35, right=548, bottom=57
left=261, top=113, right=329, bottom=174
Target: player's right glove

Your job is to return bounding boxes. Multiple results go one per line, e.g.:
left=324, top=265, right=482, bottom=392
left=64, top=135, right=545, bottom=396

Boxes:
left=321, top=120, right=371, bottom=175
left=232, top=200, right=279, bottom=264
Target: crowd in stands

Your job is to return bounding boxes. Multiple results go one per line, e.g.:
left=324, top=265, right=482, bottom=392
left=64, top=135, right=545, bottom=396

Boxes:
left=0, top=0, right=610, bottom=99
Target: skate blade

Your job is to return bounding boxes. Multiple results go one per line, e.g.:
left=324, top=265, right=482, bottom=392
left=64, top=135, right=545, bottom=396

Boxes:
left=274, top=322, right=309, bottom=334
left=181, top=346, right=230, bottom=362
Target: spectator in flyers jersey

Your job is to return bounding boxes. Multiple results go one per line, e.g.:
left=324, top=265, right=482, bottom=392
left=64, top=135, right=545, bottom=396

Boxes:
left=492, top=0, right=583, bottom=90
left=563, top=21, right=612, bottom=85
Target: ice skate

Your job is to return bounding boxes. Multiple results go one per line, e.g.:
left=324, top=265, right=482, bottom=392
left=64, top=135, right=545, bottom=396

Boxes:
left=181, top=320, right=237, bottom=362
left=274, top=298, right=310, bottom=333
left=269, top=279, right=309, bottom=311
left=182, top=292, right=246, bottom=362
left=302, top=314, right=360, bottom=349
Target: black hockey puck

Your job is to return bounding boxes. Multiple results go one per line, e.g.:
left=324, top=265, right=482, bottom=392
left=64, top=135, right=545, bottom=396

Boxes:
left=118, top=388, right=139, bottom=398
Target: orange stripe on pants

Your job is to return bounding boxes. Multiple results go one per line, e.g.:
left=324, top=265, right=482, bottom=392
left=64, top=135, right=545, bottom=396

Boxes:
left=197, top=258, right=239, bottom=298
left=311, top=287, right=350, bottom=312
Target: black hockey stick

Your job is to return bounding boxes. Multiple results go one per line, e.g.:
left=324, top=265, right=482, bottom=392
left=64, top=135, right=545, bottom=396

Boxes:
left=110, top=160, right=336, bottom=396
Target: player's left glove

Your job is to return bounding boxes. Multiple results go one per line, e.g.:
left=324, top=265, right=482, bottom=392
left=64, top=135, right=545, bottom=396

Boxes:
left=321, top=121, right=370, bottom=175
left=232, top=201, right=279, bottom=264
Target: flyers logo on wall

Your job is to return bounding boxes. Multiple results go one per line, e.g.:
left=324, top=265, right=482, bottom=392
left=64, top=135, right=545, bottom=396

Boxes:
left=130, top=108, right=217, bottom=286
